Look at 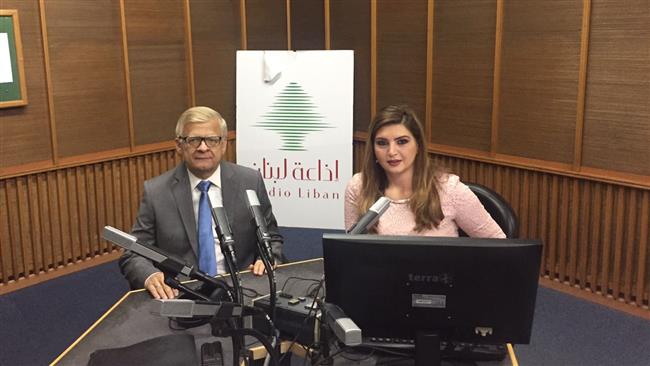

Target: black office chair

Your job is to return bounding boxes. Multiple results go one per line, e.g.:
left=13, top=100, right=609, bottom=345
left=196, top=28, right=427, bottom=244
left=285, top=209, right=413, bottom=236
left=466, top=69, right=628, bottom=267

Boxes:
left=458, top=182, right=519, bottom=238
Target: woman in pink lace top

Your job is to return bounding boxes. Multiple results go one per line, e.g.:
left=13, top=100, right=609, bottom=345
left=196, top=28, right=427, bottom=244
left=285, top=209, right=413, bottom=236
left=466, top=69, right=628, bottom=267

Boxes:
left=344, top=105, right=505, bottom=238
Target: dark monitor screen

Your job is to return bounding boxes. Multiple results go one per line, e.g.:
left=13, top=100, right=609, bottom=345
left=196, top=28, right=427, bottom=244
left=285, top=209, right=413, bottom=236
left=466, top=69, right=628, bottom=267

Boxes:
left=323, top=234, right=542, bottom=345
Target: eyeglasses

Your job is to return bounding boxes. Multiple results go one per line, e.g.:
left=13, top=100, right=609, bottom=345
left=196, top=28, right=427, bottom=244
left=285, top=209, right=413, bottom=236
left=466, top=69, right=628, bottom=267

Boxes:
left=178, top=135, right=224, bottom=148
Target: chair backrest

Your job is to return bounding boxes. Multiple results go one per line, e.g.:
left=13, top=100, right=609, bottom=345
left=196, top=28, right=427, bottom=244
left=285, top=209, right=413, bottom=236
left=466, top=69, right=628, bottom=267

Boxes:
left=459, top=182, right=519, bottom=238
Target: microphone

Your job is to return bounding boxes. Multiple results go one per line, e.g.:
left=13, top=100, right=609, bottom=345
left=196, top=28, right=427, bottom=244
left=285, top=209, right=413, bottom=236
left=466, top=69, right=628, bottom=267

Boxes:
left=245, top=189, right=275, bottom=265
left=208, top=192, right=244, bottom=305
left=210, top=193, right=237, bottom=265
left=152, top=299, right=244, bottom=319
left=347, top=197, right=391, bottom=234
left=104, top=226, right=193, bottom=277
left=103, top=226, right=229, bottom=295
left=322, top=302, right=362, bottom=346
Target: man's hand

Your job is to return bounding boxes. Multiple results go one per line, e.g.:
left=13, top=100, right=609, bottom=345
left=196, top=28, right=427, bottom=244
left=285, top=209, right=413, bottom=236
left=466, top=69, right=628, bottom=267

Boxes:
left=248, top=259, right=278, bottom=276
left=144, top=271, right=179, bottom=299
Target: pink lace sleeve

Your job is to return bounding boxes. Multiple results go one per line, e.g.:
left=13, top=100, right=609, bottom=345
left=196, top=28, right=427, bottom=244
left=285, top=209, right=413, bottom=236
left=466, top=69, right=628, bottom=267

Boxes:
left=450, top=178, right=506, bottom=238
left=344, top=174, right=362, bottom=231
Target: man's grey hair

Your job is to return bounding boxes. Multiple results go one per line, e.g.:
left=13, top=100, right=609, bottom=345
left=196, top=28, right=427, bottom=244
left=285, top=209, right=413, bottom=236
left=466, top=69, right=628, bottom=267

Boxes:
left=175, top=106, right=228, bottom=137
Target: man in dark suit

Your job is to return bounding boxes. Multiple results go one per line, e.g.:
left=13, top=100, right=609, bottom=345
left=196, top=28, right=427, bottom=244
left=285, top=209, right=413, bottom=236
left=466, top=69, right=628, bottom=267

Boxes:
left=119, top=106, right=283, bottom=299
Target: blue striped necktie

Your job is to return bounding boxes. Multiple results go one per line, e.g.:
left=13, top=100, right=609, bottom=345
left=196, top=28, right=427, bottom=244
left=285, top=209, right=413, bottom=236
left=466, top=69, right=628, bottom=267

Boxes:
left=197, top=180, right=216, bottom=276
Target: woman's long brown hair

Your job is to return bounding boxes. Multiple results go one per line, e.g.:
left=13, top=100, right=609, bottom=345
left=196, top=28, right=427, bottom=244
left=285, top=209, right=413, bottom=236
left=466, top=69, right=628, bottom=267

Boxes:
left=358, top=105, right=445, bottom=231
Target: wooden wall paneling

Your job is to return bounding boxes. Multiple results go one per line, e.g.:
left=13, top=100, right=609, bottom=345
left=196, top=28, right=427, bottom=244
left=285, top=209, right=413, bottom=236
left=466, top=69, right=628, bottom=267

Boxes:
left=144, top=154, right=153, bottom=184
left=612, top=186, right=626, bottom=298
left=568, top=179, right=580, bottom=284
left=544, top=175, right=561, bottom=280
left=36, top=173, right=52, bottom=268
left=376, top=0, right=428, bottom=121
left=88, top=165, right=101, bottom=255
left=0, top=180, right=8, bottom=282
left=588, top=182, right=602, bottom=290
left=135, top=156, right=146, bottom=222
left=56, top=169, right=72, bottom=264
left=152, top=153, right=161, bottom=178
left=623, top=190, right=637, bottom=303
left=430, top=0, right=496, bottom=151
left=102, top=162, right=115, bottom=250
left=91, top=163, right=104, bottom=255
left=324, top=0, right=330, bottom=49
left=330, top=0, right=371, bottom=131
left=497, top=0, right=582, bottom=164
left=119, top=0, right=136, bottom=150
left=165, top=151, right=175, bottom=173
left=106, top=162, right=120, bottom=245
left=0, top=1, right=52, bottom=169
left=425, top=0, right=433, bottom=144
left=572, top=0, right=591, bottom=169
left=46, top=171, right=62, bottom=266
left=469, top=160, right=478, bottom=184
left=526, top=171, right=538, bottom=240
left=490, top=0, right=504, bottom=155
left=26, top=175, right=43, bottom=274
left=125, top=0, right=189, bottom=146
left=558, top=177, right=570, bottom=282
left=111, top=160, right=124, bottom=232
left=577, top=181, right=590, bottom=288
left=582, top=0, right=650, bottom=176
left=246, top=0, right=288, bottom=50
left=65, top=169, right=80, bottom=261
left=183, top=0, right=196, bottom=107
left=1, top=181, right=19, bottom=280
left=370, top=0, right=376, bottom=117
left=120, top=159, right=130, bottom=231
left=190, top=0, right=241, bottom=128
left=600, top=185, right=614, bottom=295
left=128, top=158, right=138, bottom=228
left=290, top=0, right=324, bottom=50
left=117, top=160, right=127, bottom=232
left=76, top=167, right=90, bottom=258
left=7, top=179, right=24, bottom=276
left=511, top=169, right=521, bottom=234
left=286, top=0, right=292, bottom=49
left=43, top=0, right=130, bottom=158
left=637, top=191, right=649, bottom=307
left=240, top=0, right=248, bottom=49
left=539, top=174, right=551, bottom=276
left=505, top=168, right=516, bottom=212
left=520, top=171, right=530, bottom=238
left=85, top=165, right=99, bottom=255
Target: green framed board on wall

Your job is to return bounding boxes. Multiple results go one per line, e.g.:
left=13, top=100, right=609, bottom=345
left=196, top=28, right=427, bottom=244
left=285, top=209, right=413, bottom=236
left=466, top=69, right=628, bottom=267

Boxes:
left=0, top=9, right=27, bottom=108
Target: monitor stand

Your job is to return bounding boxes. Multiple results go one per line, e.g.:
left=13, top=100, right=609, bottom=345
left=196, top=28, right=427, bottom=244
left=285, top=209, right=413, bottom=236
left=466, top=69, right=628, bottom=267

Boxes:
left=416, top=332, right=441, bottom=366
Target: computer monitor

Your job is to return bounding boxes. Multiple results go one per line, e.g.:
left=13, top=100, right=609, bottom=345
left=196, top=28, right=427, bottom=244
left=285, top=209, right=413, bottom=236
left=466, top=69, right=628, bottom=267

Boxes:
left=322, top=233, right=542, bottom=346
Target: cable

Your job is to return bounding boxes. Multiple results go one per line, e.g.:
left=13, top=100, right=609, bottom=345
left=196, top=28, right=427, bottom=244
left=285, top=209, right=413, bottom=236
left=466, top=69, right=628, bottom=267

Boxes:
left=240, top=286, right=262, bottom=298
left=277, top=277, right=325, bottom=364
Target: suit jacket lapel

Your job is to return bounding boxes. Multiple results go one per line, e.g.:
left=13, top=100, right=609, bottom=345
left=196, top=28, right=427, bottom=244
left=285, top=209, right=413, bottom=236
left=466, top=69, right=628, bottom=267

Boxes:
left=220, top=162, right=245, bottom=226
left=172, top=163, right=199, bottom=256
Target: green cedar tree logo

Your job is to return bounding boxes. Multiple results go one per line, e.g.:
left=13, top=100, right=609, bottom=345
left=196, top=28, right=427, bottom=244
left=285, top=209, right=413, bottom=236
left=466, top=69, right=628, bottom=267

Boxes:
left=255, top=82, right=332, bottom=151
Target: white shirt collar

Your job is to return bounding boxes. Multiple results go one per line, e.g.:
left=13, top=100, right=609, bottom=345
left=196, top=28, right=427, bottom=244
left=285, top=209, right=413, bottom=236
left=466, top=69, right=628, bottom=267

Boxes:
left=187, top=165, right=222, bottom=190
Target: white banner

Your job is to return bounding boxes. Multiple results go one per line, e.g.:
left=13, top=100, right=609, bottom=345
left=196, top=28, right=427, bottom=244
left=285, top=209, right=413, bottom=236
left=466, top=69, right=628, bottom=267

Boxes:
left=236, top=50, right=353, bottom=229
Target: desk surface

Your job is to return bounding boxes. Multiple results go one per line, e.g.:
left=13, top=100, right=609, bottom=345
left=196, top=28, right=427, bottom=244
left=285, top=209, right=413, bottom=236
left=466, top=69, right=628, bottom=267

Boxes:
left=52, top=259, right=515, bottom=366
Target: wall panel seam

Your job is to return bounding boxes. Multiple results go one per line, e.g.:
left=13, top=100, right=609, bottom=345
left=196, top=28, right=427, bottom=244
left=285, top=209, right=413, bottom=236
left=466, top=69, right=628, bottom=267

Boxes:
left=119, top=0, right=135, bottom=150
left=425, top=0, right=434, bottom=143
left=573, top=0, right=592, bottom=170
left=324, top=0, right=330, bottom=50
left=38, top=0, right=58, bottom=165
left=183, top=0, right=196, bottom=107
left=241, top=0, right=248, bottom=50
left=490, top=0, right=504, bottom=157
left=286, top=0, right=292, bottom=50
